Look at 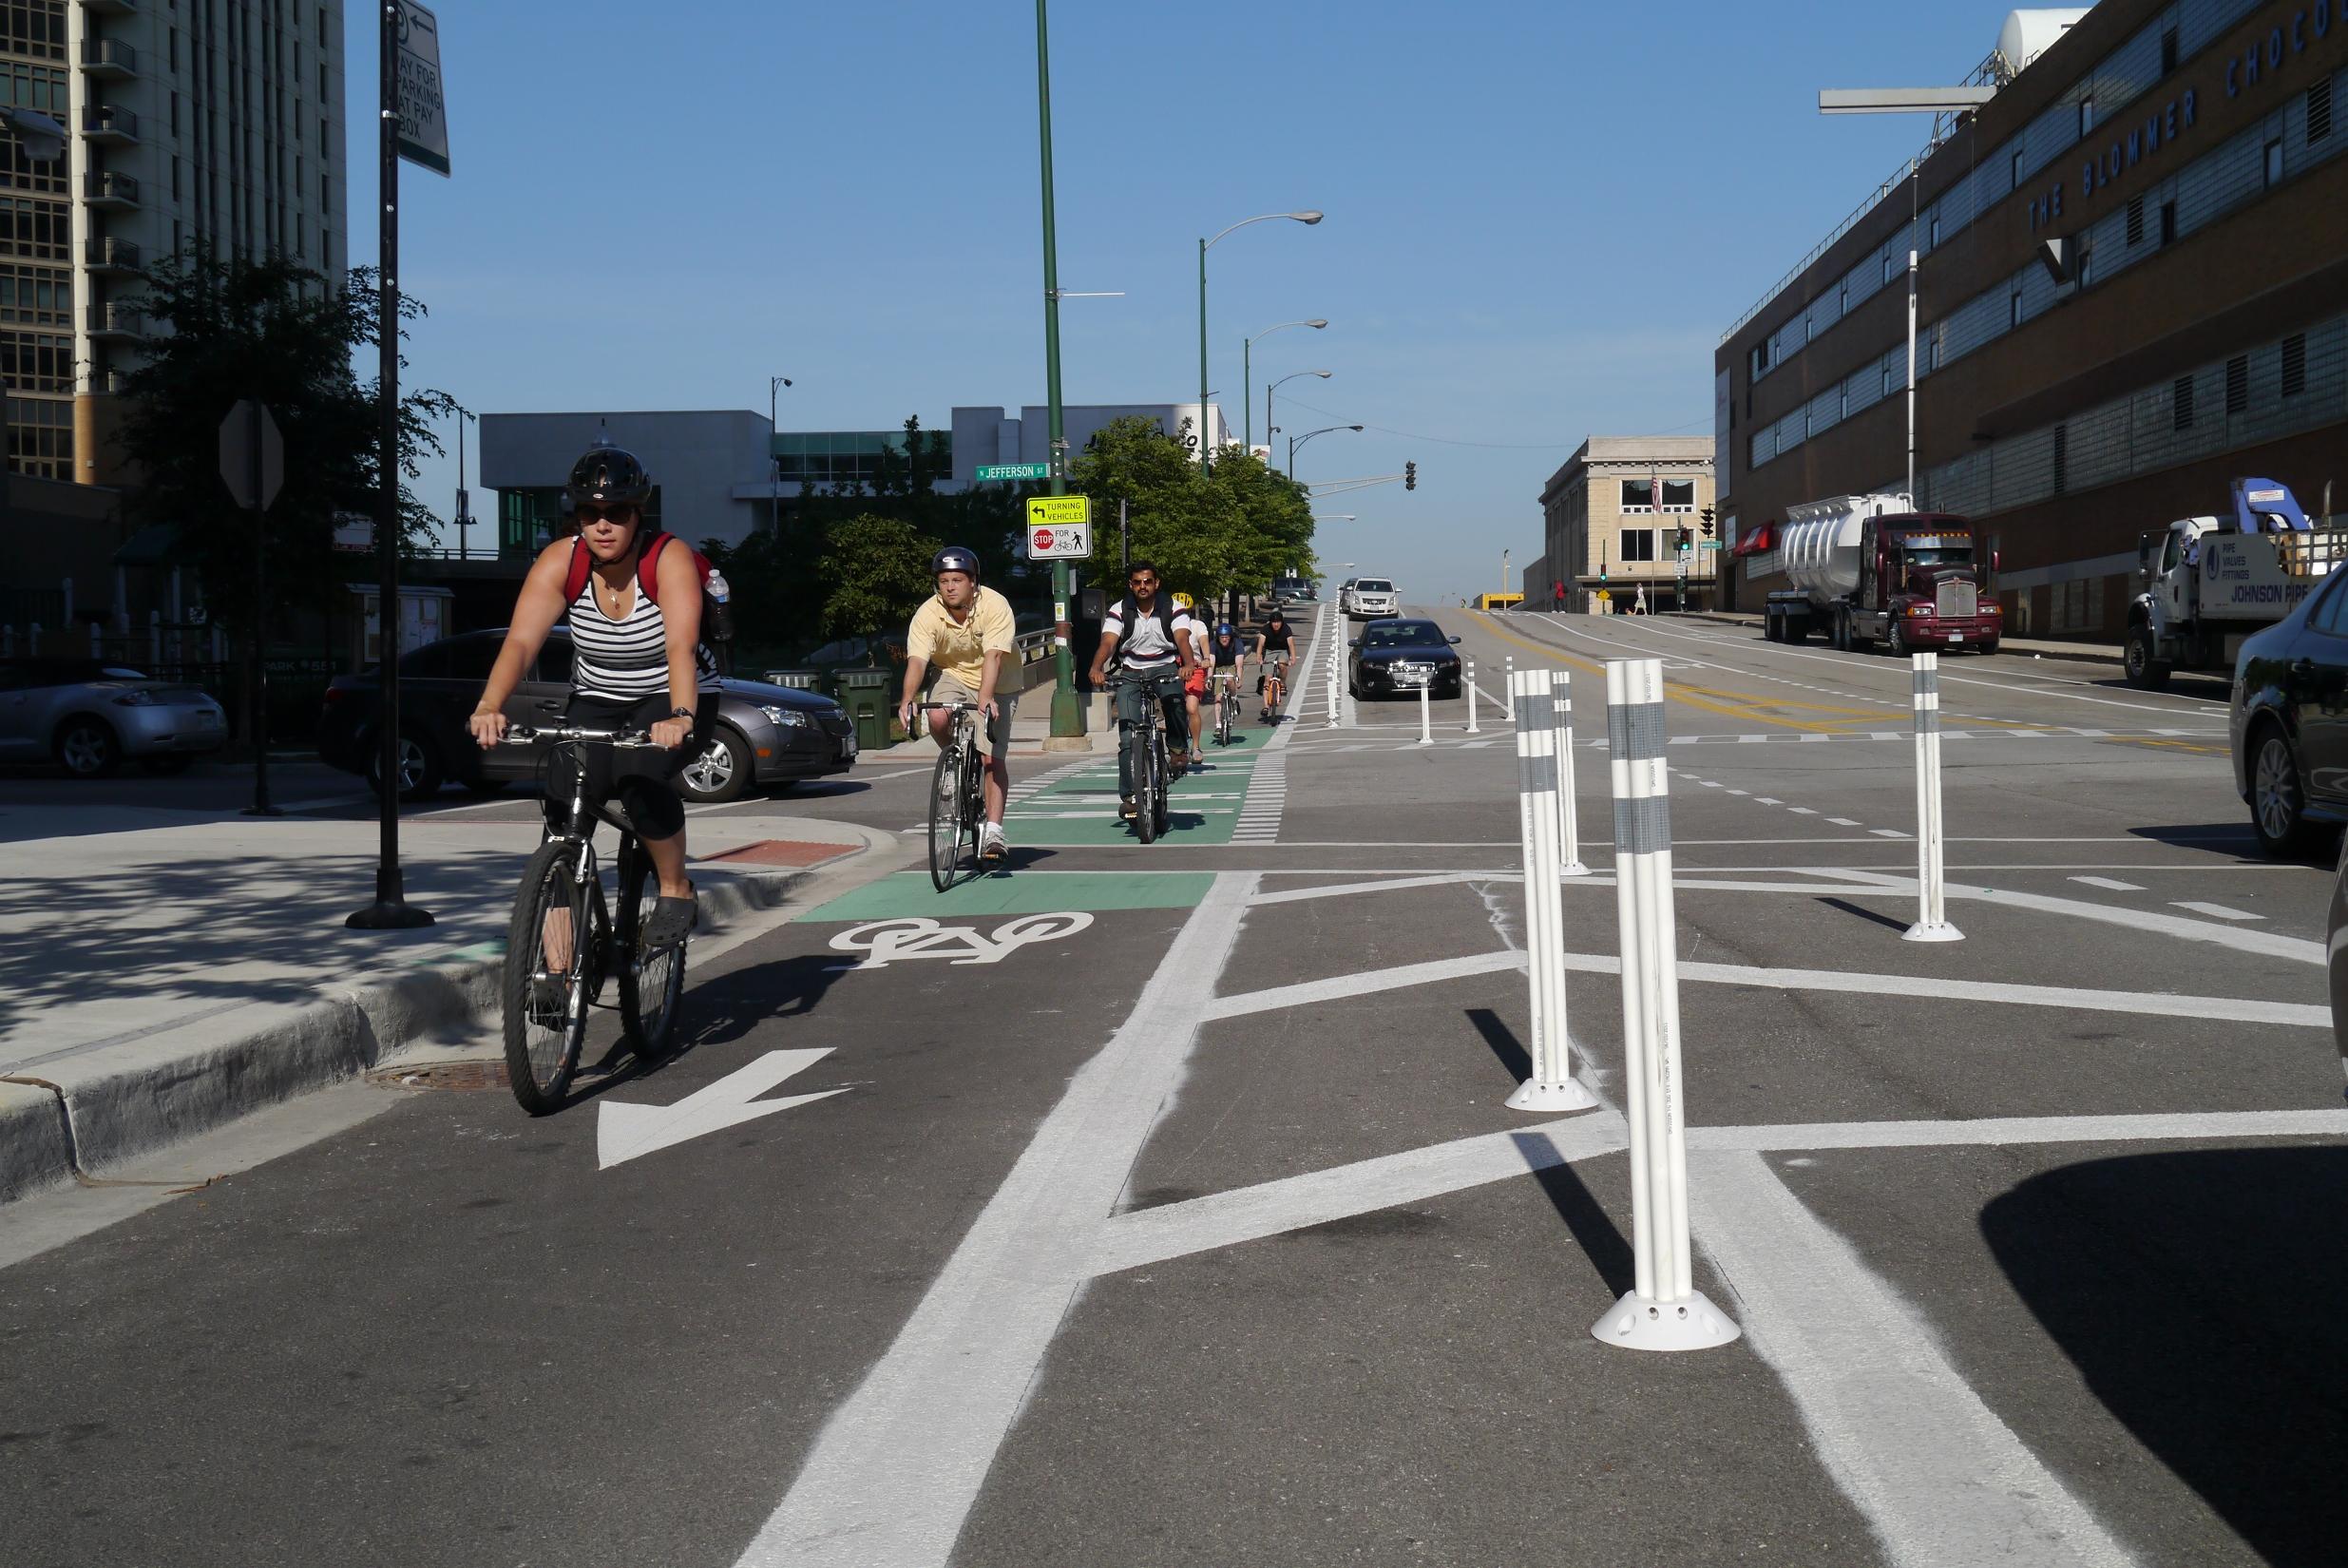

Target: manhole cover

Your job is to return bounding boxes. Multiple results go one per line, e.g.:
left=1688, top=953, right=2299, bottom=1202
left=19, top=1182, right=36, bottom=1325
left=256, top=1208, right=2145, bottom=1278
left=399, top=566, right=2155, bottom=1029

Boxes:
left=368, top=1060, right=510, bottom=1092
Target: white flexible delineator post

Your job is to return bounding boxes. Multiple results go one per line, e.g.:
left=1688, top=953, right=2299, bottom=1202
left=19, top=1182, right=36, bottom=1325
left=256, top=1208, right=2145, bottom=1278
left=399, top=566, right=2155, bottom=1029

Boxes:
left=1592, top=657, right=1740, bottom=1352
left=1325, top=606, right=1341, bottom=730
left=1465, top=660, right=1479, bottom=734
left=1503, top=657, right=1517, bottom=721
left=1417, top=681, right=1433, bottom=745
left=1903, top=650, right=1963, bottom=943
left=1553, top=668, right=1590, bottom=878
left=1507, top=669, right=1598, bottom=1116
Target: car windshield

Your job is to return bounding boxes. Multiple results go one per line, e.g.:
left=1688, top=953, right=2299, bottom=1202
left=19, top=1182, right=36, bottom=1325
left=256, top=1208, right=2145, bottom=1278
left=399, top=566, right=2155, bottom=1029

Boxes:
left=1363, top=621, right=1445, bottom=649
left=1357, top=580, right=1394, bottom=593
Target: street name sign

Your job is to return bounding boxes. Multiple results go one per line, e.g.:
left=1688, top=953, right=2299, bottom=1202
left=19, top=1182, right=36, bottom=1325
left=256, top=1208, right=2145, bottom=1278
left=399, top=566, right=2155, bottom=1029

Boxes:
left=976, top=462, right=1051, bottom=482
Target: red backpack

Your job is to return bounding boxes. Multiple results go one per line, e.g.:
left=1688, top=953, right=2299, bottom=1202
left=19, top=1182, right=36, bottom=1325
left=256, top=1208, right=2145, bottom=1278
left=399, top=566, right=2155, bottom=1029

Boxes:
left=564, top=532, right=735, bottom=667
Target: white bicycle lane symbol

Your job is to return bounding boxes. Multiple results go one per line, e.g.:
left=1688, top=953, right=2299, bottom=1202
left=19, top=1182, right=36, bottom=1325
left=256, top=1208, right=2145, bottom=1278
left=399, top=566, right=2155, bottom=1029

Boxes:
left=827, top=911, right=1096, bottom=970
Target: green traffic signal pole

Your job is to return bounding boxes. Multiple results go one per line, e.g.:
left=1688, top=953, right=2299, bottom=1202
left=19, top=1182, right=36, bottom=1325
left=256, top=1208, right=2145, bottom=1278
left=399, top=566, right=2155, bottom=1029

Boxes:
left=1036, top=0, right=1079, bottom=740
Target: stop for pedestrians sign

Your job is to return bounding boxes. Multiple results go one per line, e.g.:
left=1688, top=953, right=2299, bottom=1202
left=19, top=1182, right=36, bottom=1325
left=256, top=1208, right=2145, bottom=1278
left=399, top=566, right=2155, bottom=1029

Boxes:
left=1024, top=495, right=1092, bottom=559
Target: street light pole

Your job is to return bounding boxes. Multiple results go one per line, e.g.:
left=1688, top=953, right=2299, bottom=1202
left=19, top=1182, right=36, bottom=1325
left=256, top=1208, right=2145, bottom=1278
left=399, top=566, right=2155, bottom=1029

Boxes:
left=768, top=374, right=792, bottom=536
left=1244, top=318, right=1326, bottom=449
left=1197, top=211, right=1322, bottom=472
left=1289, top=422, right=1361, bottom=476
left=1267, top=370, right=1330, bottom=472
left=1037, top=0, right=1079, bottom=740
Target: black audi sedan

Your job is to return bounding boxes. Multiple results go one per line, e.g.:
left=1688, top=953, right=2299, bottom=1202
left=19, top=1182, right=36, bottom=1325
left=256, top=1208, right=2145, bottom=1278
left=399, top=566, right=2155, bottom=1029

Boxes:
left=319, top=627, right=856, bottom=802
left=1347, top=618, right=1462, bottom=699
left=2229, top=571, right=2348, bottom=855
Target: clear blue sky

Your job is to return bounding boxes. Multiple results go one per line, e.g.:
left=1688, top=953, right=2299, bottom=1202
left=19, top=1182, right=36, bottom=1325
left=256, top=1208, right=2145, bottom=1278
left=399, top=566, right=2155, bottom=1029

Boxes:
left=352, top=0, right=2008, bottom=602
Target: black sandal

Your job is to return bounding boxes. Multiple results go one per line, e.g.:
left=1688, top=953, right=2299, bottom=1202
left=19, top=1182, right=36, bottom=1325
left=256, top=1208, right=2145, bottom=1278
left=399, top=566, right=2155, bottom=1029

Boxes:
left=642, top=889, right=698, bottom=949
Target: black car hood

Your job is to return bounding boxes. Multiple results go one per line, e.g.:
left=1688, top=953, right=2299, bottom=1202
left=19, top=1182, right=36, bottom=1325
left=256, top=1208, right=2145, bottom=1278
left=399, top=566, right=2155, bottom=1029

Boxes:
left=721, top=678, right=843, bottom=713
left=1356, top=644, right=1454, bottom=662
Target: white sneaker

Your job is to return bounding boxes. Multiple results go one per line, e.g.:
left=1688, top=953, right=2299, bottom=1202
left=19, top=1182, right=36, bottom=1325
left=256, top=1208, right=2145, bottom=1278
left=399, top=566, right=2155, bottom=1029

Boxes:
left=979, top=822, right=1009, bottom=863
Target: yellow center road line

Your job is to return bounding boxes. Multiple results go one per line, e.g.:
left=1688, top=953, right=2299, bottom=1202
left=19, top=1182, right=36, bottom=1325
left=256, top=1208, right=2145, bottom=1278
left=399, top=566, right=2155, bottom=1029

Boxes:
left=1467, top=613, right=1903, bottom=734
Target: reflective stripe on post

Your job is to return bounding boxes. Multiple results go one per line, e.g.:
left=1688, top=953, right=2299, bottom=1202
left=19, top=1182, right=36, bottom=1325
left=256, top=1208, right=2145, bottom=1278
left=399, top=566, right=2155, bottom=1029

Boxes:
left=1903, top=651, right=1963, bottom=943
left=1592, top=658, right=1740, bottom=1353
left=1506, top=670, right=1597, bottom=1115
left=1552, top=669, right=1590, bottom=878
left=1417, top=681, right=1433, bottom=745
left=1464, top=660, right=1479, bottom=734
left=1325, top=606, right=1342, bottom=730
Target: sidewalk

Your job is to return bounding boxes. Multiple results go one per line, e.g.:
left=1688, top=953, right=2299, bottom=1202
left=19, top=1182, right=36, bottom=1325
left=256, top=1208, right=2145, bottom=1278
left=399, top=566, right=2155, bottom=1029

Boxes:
left=0, top=800, right=892, bottom=1203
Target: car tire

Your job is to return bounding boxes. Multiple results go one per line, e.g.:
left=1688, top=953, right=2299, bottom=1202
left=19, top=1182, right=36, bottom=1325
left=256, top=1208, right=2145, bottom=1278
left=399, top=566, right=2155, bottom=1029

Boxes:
left=2124, top=625, right=2170, bottom=690
left=139, top=754, right=197, bottom=776
left=2249, top=721, right=2315, bottom=857
left=54, top=717, right=123, bottom=777
left=678, top=725, right=752, bottom=804
left=367, top=729, right=443, bottom=801
left=1976, top=638, right=2000, bottom=656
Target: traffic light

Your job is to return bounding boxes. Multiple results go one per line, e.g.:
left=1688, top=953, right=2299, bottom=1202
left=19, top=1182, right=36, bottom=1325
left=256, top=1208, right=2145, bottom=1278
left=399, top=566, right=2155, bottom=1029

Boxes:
left=1403, top=461, right=1417, bottom=490
left=1676, top=526, right=1692, bottom=552
left=1699, top=506, right=1716, bottom=540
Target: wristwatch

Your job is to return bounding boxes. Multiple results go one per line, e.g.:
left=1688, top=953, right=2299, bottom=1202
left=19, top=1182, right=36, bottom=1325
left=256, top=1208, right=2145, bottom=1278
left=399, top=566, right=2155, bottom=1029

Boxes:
left=669, top=705, right=697, bottom=721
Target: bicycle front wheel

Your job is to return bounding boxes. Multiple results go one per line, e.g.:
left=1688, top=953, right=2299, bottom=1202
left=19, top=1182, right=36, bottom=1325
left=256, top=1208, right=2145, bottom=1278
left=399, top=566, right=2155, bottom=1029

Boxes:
left=619, top=848, right=687, bottom=1061
left=927, top=740, right=964, bottom=890
left=1134, top=723, right=1159, bottom=844
left=504, top=839, right=600, bottom=1115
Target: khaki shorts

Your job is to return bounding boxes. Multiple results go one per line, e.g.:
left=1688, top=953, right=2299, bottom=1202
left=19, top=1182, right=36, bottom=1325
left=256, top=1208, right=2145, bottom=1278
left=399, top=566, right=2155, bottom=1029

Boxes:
left=930, top=675, right=1013, bottom=744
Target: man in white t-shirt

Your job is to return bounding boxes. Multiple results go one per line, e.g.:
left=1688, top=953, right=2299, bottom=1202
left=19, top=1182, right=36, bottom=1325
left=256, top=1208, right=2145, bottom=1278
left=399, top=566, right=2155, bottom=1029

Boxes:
left=1086, top=560, right=1197, bottom=820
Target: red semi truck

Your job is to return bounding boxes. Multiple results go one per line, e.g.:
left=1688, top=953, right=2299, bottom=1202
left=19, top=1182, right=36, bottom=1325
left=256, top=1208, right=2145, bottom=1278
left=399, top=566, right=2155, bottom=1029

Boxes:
left=1763, top=492, right=2002, bottom=654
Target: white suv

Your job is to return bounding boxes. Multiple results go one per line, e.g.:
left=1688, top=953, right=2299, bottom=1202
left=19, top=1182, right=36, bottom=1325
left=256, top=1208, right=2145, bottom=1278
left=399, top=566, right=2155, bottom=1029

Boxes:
left=1344, top=578, right=1400, bottom=621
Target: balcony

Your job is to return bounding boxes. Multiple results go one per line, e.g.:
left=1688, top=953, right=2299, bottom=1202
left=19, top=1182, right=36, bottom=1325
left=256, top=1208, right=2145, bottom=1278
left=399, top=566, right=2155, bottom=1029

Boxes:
left=79, top=38, right=138, bottom=79
left=86, top=302, right=144, bottom=340
left=81, top=106, right=138, bottom=143
left=82, top=170, right=139, bottom=210
left=84, top=236, right=142, bottom=273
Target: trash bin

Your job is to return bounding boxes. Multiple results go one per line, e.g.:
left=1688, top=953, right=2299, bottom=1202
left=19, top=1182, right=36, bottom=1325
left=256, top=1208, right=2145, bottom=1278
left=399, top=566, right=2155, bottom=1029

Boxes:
left=834, top=667, right=894, bottom=751
left=761, top=668, right=822, bottom=690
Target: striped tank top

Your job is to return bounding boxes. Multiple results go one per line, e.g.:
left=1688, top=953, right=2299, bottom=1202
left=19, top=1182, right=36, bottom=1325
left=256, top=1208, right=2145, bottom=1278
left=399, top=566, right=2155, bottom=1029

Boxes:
left=568, top=575, right=718, bottom=701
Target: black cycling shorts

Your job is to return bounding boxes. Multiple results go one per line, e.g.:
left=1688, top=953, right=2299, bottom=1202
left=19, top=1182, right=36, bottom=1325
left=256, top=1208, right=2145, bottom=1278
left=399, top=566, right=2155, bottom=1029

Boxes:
left=542, top=691, right=714, bottom=842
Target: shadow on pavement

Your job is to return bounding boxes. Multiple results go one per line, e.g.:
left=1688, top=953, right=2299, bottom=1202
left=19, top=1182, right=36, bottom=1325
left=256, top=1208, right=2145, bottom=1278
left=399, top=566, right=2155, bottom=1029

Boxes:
left=678, top=952, right=849, bottom=1044
left=2125, top=823, right=2308, bottom=862
left=1980, top=1146, right=2348, bottom=1567
left=1816, top=896, right=1911, bottom=933
left=1467, top=1007, right=1531, bottom=1082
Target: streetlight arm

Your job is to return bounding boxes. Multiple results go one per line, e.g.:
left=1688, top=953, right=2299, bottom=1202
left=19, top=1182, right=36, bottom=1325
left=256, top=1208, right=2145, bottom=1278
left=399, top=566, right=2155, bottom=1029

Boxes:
left=1203, top=210, right=1324, bottom=250
left=1246, top=318, right=1327, bottom=349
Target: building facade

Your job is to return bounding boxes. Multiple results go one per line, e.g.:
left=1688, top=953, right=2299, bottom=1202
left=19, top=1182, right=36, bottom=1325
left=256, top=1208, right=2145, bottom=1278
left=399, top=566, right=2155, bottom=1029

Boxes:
left=1717, top=0, right=2348, bottom=639
left=1, top=0, right=348, bottom=488
left=1537, top=436, right=1716, bottom=611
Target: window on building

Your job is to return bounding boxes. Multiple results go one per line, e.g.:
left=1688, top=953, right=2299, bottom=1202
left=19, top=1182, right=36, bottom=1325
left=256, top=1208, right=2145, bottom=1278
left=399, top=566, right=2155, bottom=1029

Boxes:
left=2265, top=138, right=2284, bottom=188
left=2010, top=147, right=2022, bottom=188
left=2126, top=195, right=2145, bottom=246
left=2174, top=375, right=2195, bottom=430
left=2079, top=96, right=2094, bottom=138
left=2076, top=229, right=2094, bottom=286
left=2310, top=79, right=2334, bottom=143
left=2052, top=424, right=2068, bottom=497
left=1881, top=249, right=1892, bottom=286
left=1928, top=210, right=1940, bottom=248
left=2226, top=354, right=2249, bottom=414
left=1620, top=528, right=1656, bottom=563
left=2161, top=27, right=2179, bottom=77
left=1660, top=479, right=1696, bottom=512
left=2283, top=334, right=2308, bottom=397
left=1620, top=478, right=1654, bottom=513
left=318, top=62, right=328, bottom=100
left=2160, top=200, right=2177, bottom=246
left=2010, top=287, right=2023, bottom=330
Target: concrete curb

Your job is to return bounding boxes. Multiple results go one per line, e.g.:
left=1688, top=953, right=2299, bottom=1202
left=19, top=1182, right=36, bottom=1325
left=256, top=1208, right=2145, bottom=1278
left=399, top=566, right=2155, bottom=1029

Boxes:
left=0, top=860, right=834, bottom=1206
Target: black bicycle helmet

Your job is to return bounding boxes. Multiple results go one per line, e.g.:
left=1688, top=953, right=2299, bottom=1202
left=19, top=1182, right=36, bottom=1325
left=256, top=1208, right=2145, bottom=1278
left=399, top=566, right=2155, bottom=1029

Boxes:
left=563, top=443, right=653, bottom=510
left=931, top=545, right=981, bottom=578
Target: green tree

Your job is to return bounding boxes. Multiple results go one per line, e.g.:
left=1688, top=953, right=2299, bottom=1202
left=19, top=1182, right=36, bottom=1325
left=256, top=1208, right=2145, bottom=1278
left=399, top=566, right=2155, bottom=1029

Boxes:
left=112, top=249, right=456, bottom=643
left=1068, top=415, right=1246, bottom=602
left=814, top=513, right=944, bottom=638
left=1207, top=445, right=1318, bottom=596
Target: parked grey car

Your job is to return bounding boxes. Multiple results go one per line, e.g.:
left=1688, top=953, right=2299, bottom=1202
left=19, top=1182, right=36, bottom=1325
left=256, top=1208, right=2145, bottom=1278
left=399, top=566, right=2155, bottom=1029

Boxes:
left=0, top=658, right=230, bottom=776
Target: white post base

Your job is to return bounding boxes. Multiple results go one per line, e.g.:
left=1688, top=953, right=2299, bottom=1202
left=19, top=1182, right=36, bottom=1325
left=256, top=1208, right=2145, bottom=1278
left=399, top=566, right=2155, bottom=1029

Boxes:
left=1506, top=1076, right=1599, bottom=1113
left=1901, top=920, right=1965, bottom=944
left=1558, top=859, right=1592, bottom=878
left=1591, top=1290, right=1744, bottom=1352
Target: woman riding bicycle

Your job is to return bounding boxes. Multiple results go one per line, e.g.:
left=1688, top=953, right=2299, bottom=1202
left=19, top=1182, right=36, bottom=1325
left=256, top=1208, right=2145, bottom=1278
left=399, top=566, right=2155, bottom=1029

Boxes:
left=1255, top=610, right=1296, bottom=719
left=468, top=444, right=713, bottom=949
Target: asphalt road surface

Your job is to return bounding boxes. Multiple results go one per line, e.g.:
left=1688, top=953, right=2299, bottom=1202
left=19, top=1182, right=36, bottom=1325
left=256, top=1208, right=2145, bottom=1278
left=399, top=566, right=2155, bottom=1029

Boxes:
left=6, top=605, right=2343, bottom=1568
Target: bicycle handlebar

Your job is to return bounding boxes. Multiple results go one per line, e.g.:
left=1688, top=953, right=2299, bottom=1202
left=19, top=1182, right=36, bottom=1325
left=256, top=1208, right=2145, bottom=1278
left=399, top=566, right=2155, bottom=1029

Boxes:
left=500, top=724, right=670, bottom=748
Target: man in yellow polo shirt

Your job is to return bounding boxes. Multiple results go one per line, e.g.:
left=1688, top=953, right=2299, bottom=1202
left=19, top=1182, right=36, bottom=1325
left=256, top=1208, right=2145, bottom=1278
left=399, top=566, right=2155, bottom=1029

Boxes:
left=899, top=545, right=1018, bottom=863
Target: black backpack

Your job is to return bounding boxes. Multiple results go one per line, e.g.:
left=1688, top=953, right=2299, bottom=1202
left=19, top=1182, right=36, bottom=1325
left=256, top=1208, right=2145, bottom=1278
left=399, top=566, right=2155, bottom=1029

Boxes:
left=1115, top=594, right=1182, bottom=660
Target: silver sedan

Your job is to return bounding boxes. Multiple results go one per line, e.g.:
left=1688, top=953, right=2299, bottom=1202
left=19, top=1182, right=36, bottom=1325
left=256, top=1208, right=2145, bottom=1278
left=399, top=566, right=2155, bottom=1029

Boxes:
left=0, top=659, right=230, bottom=776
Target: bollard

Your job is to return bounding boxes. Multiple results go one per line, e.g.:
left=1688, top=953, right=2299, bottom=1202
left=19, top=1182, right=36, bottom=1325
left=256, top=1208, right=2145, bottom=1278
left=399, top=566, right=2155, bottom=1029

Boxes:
left=1464, top=660, right=1479, bottom=734
left=1552, top=670, right=1590, bottom=878
left=1416, top=680, right=1433, bottom=745
left=1326, top=608, right=1342, bottom=730
left=1593, top=658, right=1740, bottom=1352
left=1904, top=651, right=1963, bottom=943
left=1503, top=657, right=1516, bottom=720
left=1507, top=670, right=1598, bottom=1115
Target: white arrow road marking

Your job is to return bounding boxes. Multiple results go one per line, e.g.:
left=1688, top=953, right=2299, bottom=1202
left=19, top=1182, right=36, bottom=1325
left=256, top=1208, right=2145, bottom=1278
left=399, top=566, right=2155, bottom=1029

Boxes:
left=597, top=1049, right=849, bottom=1171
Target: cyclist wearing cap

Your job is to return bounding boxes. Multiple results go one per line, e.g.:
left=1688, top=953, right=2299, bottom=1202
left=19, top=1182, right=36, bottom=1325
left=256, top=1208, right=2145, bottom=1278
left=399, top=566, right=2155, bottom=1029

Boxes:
left=468, top=444, right=713, bottom=948
left=1254, top=610, right=1296, bottom=721
left=900, top=546, right=1017, bottom=863
left=1173, top=592, right=1212, bottom=770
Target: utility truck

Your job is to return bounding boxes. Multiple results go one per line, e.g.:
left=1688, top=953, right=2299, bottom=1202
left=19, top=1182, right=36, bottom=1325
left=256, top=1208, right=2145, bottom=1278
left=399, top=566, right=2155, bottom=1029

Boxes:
left=1763, top=493, right=2002, bottom=654
left=2125, top=478, right=2348, bottom=689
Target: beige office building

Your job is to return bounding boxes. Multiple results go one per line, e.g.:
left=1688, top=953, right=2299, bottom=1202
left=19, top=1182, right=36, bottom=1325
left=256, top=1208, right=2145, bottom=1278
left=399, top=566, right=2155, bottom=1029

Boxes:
left=1537, top=436, right=1717, bottom=611
left=2, top=0, right=348, bottom=488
